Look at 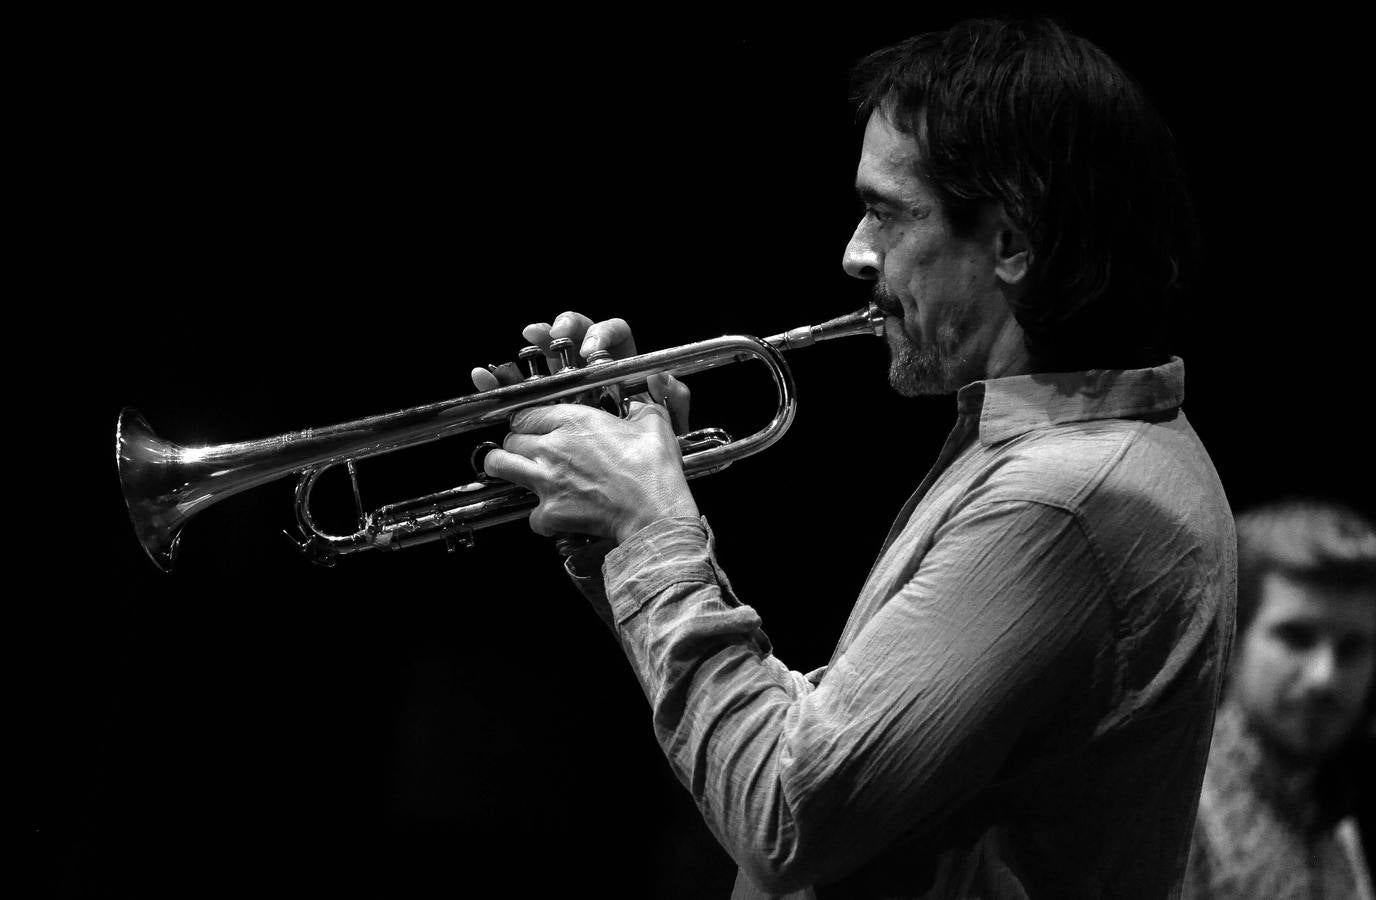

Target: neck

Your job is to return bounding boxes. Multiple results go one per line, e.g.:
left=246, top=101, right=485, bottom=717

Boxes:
left=982, top=315, right=1034, bottom=380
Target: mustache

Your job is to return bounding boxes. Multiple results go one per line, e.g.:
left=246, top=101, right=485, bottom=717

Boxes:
left=871, top=283, right=903, bottom=318
left=1289, top=694, right=1349, bottom=714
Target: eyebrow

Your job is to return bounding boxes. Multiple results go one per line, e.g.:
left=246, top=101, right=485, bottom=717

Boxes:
left=856, top=184, right=929, bottom=219
left=856, top=185, right=901, bottom=209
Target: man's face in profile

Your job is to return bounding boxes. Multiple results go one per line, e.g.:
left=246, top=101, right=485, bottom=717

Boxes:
left=841, top=111, right=1021, bottom=396
left=1233, top=571, right=1376, bottom=762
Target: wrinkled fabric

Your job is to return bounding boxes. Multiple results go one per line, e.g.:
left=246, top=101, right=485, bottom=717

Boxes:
left=570, top=359, right=1236, bottom=898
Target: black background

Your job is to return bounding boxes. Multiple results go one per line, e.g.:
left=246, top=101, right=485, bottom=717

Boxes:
left=32, top=6, right=1372, bottom=899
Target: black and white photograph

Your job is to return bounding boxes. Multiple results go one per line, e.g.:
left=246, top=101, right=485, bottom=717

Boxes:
left=30, top=6, right=1374, bottom=898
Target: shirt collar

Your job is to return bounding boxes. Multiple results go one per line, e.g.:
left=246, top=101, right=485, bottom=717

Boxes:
left=955, top=357, right=1186, bottom=446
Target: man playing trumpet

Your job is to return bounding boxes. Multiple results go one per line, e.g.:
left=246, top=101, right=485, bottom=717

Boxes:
left=473, top=18, right=1235, bottom=899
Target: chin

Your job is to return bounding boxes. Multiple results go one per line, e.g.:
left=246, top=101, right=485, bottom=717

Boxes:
left=888, top=336, right=961, bottom=396
left=1267, top=717, right=1356, bottom=765
left=884, top=304, right=985, bottom=395
left=889, top=367, right=944, bottom=397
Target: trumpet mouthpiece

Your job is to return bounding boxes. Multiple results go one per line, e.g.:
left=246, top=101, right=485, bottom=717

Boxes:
left=765, top=303, right=886, bottom=351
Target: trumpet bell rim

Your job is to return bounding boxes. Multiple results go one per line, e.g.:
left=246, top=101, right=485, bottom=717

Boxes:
left=116, top=407, right=184, bottom=573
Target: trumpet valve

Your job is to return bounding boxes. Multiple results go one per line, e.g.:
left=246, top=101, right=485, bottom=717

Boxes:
left=518, top=345, right=545, bottom=380
left=548, top=337, right=578, bottom=373
left=583, top=349, right=627, bottom=415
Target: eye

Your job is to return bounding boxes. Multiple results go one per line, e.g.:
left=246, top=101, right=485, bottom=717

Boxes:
left=864, top=206, right=892, bottom=226
left=1272, top=622, right=1317, bottom=651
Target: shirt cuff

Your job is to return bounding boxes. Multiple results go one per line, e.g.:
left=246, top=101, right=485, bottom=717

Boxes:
left=601, top=515, right=718, bottom=626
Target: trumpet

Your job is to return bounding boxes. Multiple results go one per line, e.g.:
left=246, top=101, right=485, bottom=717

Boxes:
left=117, top=304, right=886, bottom=571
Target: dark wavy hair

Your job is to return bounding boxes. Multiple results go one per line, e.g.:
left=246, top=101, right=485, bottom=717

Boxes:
left=852, top=18, right=1200, bottom=371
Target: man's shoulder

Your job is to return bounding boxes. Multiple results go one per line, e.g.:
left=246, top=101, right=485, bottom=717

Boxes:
left=967, top=414, right=1234, bottom=570
left=982, top=412, right=1218, bottom=500
left=974, top=417, right=1160, bottom=509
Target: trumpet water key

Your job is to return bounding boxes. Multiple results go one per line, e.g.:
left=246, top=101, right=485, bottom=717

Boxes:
left=116, top=304, right=886, bottom=571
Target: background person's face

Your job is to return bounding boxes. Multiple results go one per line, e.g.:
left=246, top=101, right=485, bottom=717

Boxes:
left=1233, top=571, right=1376, bottom=762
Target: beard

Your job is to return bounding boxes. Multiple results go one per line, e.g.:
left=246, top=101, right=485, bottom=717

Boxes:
left=1256, top=697, right=1367, bottom=767
left=875, top=283, right=983, bottom=397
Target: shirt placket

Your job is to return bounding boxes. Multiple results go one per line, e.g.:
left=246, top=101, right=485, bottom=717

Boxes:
left=830, top=408, right=980, bottom=659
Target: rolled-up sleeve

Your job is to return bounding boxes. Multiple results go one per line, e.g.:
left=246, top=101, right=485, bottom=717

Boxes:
left=595, top=502, right=1112, bottom=893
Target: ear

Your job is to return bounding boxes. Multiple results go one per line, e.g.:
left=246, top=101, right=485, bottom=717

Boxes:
left=989, top=206, right=1030, bottom=286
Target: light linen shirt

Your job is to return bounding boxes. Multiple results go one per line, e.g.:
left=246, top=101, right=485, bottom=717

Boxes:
left=573, top=359, right=1236, bottom=899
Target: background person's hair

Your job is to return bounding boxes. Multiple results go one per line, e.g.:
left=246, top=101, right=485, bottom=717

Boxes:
left=851, top=17, right=1200, bottom=371
left=1234, top=498, right=1376, bottom=637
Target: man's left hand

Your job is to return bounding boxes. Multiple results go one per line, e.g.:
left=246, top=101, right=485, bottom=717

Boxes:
left=482, top=400, right=700, bottom=544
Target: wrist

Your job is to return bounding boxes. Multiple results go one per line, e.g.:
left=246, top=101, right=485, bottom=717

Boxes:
left=614, top=498, right=700, bottom=545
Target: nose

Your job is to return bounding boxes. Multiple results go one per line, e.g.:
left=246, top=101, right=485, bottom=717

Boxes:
left=1300, top=643, right=1339, bottom=692
left=843, top=219, right=881, bottom=280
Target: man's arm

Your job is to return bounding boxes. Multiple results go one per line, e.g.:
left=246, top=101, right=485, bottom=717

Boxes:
left=472, top=312, right=1111, bottom=891
left=594, top=499, right=1112, bottom=893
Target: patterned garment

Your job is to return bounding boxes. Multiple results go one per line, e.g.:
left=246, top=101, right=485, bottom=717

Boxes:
left=570, top=359, right=1236, bottom=898
left=1185, top=701, right=1374, bottom=899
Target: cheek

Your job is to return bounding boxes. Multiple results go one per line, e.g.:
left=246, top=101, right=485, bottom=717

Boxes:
left=886, top=229, right=938, bottom=285
left=1340, top=655, right=1376, bottom=704
left=1236, top=637, right=1295, bottom=706
left=894, top=247, right=986, bottom=309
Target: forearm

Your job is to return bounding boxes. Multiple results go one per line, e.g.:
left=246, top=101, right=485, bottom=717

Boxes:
left=586, top=504, right=1109, bottom=893
left=585, top=517, right=827, bottom=889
